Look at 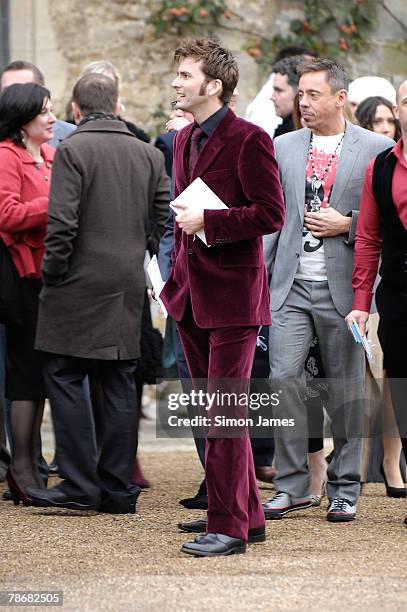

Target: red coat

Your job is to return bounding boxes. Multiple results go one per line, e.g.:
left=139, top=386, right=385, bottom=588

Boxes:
left=161, top=108, right=285, bottom=327
left=0, top=140, right=54, bottom=278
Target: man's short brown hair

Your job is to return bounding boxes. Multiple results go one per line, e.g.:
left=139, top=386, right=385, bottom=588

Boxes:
left=1, top=60, right=45, bottom=86
left=174, top=38, right=239, bottom=105
left=72, top=73, right=118, bottom=116
left=298, top=58, right=349, bottom=93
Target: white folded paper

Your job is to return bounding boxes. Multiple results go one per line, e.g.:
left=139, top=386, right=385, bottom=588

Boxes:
left=146, top=255, right=167, bottom=318
left=170, top=177, right=228, bottom=246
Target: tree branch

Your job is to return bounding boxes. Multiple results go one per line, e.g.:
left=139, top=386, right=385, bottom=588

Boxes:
left=207, top=10, right=274, bottom=42
left=379, top=1, right=407, bottom=35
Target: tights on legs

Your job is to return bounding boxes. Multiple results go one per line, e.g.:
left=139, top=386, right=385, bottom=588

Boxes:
left=11, top=399, right=45, bottom=489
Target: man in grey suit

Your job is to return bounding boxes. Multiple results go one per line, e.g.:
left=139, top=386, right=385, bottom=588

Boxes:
left=264, top=58, right=393, bottom=522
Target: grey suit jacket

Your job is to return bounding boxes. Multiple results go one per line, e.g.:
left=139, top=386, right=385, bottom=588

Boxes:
left=266, top=121, right=393, bottom=316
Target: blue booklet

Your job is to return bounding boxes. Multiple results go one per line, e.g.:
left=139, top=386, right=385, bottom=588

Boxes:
left=350, top=321, right=373, bottom=361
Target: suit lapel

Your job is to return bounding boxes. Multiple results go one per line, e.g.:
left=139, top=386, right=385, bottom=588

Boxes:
left=174, top=123, right=193, bottom=189
left=328, top=121, right=361, bottom=211
left=294, top=129, right=311, bottom=221
left=191, top=109, right=235, bottom=180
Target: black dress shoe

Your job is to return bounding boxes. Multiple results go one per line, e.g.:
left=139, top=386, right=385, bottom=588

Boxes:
left=2, top=489, right=12, bottom=501
left=179, top=479, right=208, bottom=509
left=97, top=486, right=141, bottom=514
left=6, top=467, right=33, bottom=506
left=97, top=502, right=136, bottom=515
left=380, top=464, right=407, bottom=498
left=178, top=518, right=266, bottom=543
left=26, top=486, right=97, bottom=511
left=181, top=533, right=246, bottom=557
left=255, top=465, right=276, bottom=484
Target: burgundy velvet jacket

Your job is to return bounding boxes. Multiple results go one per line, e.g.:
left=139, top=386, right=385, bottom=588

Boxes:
left=160, top=108, right=285, bottom=328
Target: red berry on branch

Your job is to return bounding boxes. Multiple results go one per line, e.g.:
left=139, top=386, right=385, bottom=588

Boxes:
left=247, top=46, right=262, bottom=58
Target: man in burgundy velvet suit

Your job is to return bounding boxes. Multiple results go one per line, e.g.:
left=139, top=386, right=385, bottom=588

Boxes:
left=160, top=38, right=285, bottom=557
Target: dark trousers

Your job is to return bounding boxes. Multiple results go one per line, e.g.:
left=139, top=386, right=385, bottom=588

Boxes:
left=177, top=301, right=264, bottom=541
left=376, top=280, right=407, bottom=461
left=43, top=353, right=139, bottom=508
left=172, top=318, right=206, bottom=467
left=250, top=325, right=274, bottom=466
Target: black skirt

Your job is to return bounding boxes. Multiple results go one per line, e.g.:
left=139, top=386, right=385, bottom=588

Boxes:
left=5, top=278, right=45, bottom=401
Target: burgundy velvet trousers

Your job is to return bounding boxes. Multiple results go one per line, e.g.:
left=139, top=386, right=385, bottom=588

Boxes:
left=177, top=300, right=265, bottom=540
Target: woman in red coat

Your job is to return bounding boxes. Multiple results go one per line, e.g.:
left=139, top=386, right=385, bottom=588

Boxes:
left=0, top=83, right=55, bottom=503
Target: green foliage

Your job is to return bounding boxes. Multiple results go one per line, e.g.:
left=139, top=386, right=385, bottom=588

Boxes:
left=245, top=0, right=378, bottom=67
left=148, top=0, right=231, bottom=37
left=149, top=0, right=379, bottom=66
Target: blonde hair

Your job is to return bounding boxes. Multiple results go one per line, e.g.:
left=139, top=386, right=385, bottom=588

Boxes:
left=81, top=60, right=121, bottom=87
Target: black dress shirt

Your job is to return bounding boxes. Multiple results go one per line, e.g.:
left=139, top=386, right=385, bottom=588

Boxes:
left=194, top=104, right=229, bottom=152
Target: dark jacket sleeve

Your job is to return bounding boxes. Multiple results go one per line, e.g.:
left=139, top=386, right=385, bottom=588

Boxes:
left=146, top=151, right=171, bottom=257
left=155, top=132, right=175, bottom=177
left=157, top=208, right=175, bottom=281
left=41, top=145, right=82, bottom=285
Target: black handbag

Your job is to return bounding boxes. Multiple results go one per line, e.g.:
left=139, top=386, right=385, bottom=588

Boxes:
left=0, top=237, right=23, bottom=326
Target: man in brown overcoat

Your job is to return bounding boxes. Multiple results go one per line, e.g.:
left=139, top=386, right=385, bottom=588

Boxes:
left=28, top=73, right=169, bottom=513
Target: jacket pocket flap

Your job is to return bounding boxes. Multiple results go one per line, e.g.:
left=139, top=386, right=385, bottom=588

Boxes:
left=219, top=250, right=260, bottom=268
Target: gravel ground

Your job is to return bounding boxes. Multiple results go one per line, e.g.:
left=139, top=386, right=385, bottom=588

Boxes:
left=1, top=450, right=407, bottom=612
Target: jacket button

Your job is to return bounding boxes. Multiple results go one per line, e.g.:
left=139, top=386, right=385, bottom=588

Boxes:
left=188, top=248, right=193, bottom=255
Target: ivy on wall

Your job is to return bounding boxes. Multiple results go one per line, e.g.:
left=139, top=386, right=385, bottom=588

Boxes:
left=149, top=0, right=232, bottom=37
left=246, top=0, right=378, bottom=68
left=148, top=0, right=385, bottom=69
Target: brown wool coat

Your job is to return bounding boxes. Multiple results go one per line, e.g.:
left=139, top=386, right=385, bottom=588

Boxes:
left=35, top=119, right=170, bottom=359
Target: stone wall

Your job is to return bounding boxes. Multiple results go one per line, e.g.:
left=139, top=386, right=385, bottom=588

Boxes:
left=8, top=0, right=407, bottom=136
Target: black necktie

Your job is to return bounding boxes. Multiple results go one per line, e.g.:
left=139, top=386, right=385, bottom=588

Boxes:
left=189, top=127, right=203, bottom=176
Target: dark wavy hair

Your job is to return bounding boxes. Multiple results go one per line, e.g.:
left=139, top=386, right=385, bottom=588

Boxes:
left=355, top=96, right=400, bottom=140
left=174, top=38, right=239, bottom=105
left=0, top=82, right=51, bottom=147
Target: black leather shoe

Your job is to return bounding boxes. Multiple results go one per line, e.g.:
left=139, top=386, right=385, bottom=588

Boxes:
left=97, top=502, right=136, bottom=514
left=179, top=479, right=208, bottom=509
left=97, top=486, right=141, bottom=514
left=181, top=533, right=247, bottom=557
left=178, top=518, right=207, bottom=533
left=2, top=489, right=12, bottom=501
left=26, top=486, right=97, bottom=511
left=255, top=465, right=276, bottom=484
left=380, top=464, right=407, bottom=498
left=178, top=518, right=266, bottom=543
